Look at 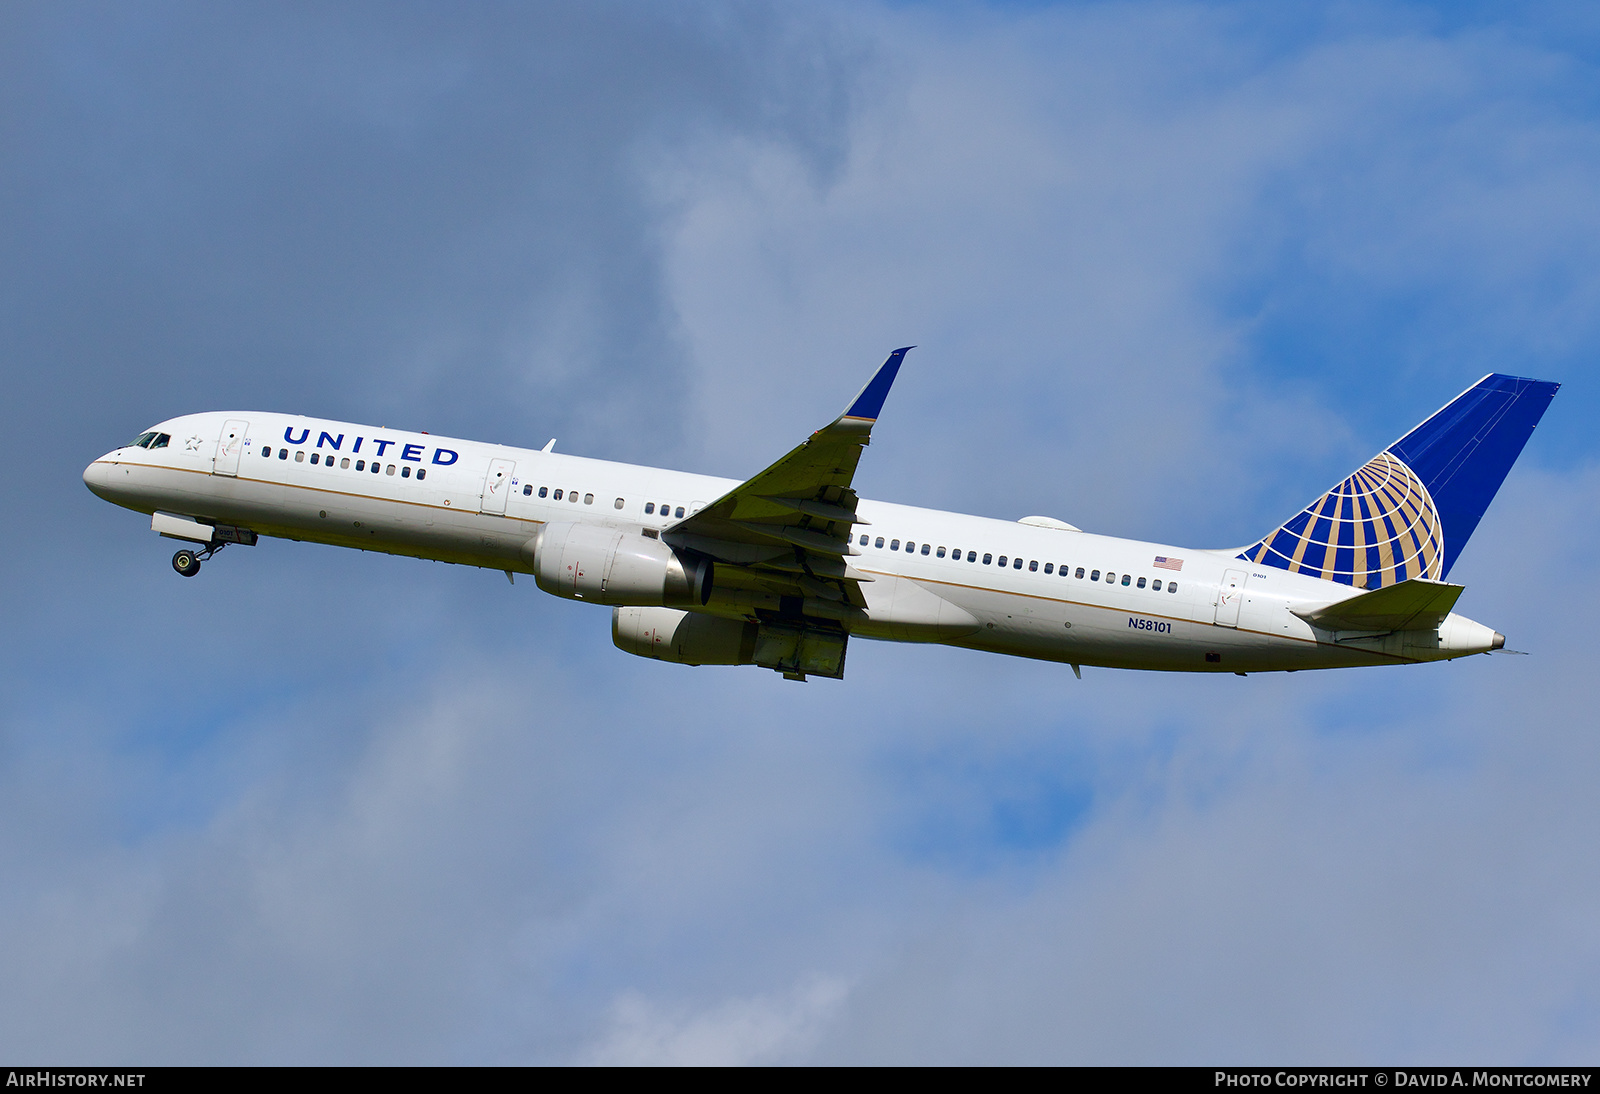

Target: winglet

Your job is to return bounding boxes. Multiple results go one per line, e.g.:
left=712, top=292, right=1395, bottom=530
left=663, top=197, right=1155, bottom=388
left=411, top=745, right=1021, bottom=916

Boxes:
left=839, top=347, right=914, bottom=424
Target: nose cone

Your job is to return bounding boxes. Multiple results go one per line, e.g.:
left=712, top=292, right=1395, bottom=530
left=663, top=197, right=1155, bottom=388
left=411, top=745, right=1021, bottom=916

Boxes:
left=83, top=456, right=113, bottom=500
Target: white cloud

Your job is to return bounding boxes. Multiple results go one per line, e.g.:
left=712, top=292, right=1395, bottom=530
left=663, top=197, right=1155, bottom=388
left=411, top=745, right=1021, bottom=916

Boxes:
left=582, top=976, right=850, bottom=1065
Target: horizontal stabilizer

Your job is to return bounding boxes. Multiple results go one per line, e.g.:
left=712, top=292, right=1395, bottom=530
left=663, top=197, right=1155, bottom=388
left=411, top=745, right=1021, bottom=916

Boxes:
left=1293, top=578, right=1464, bottom=632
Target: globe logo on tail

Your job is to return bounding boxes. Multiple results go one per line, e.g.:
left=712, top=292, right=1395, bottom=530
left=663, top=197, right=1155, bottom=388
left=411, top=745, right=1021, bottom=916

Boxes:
left=1240, top=451, right=1443, bottom=589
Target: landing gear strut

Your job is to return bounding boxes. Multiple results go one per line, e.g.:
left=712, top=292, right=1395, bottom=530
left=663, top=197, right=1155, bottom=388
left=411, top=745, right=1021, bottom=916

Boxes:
left=171, top=542, right=225, bottom=577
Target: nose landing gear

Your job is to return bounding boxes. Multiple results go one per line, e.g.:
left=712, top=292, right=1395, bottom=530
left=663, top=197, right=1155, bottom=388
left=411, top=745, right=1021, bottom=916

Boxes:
left=171, top=542, right=225, bottom=577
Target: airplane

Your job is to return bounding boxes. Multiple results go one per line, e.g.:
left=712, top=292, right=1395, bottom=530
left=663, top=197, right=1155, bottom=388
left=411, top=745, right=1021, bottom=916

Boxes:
left=83, top=350, right=1558, bottom=681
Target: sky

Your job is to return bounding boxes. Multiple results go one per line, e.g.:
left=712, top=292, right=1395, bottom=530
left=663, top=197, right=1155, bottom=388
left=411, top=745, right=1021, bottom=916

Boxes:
left=3, top=0, right=1599, bottom=1064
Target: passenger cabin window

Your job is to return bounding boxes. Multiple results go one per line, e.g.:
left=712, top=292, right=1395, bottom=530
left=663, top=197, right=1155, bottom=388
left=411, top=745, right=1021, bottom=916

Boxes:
left=1043, top=563, right=1053, bottom=574
left=614, top=498, right=624, bottom=509
left=1106, top=572, right=1116, bottom=583
left=1137, top=577, right=1146, bottom=589
left=1076, top=567, right=1085, bottom=578
left=1013, top=558, right=1024, bottom=570
left=371, top=462, right=380, bottom=473
left=1121, top=574, right=1130, bottom=585
left=356, top=460, right=365, bottom=471
left=584, top=493, right=594, bottom=505
left=890, top=539, right=900, bottom=551
left=417, top=469, right=426, bottom=480
left=674, top=506, right=684, bottom=518
left=983, top=553, right=993, bottom=565
left=1090, top=570, right=1100, bottom=581
left=998, top=555, right=1007, bottom=567
left=1169, top=583, right=1178, bottom=593
left=386, top=464, right=395, bottom=475
left=569, top=490, right=579, bottom=502
left=1029, top=560, right=1038, bottom=572
left=310, top=453, right=320, bottom=464
left=538, top=487, right=547, bottom=498
left=402, top=466, right=411, bottom=478
left=859, top=534, right=868, bottom=546
left=921, top=544, right=930, bottom=555
left=967, top=551, right=977, bottom=562
left=279, top=450, right=288, bottom=460
left=524, top=485, right=533, bottom=496
left=646, top=502, right=655, bottom=514
left=340, top=458, right=350, bottom=469
left=875, top=537, right=885, bottom=548
left=1152, top=579, right=1162, bottom=591
left=936, top=547, right=946, bottom=558
left=554, top=489, right=563, bottom=500
left=262, top=447, right=272, bottom=458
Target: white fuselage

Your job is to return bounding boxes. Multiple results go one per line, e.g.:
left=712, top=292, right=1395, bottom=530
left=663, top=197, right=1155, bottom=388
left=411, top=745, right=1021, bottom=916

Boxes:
left=84, top=411, right=1503, bottom=674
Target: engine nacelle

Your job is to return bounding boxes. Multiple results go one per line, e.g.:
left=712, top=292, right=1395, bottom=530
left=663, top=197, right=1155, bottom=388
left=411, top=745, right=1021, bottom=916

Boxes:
left=531, top=522, right=712, bottom=606
left=613, top=607, right=757, bottom=665
left=613, top=606, right=850, bottom=679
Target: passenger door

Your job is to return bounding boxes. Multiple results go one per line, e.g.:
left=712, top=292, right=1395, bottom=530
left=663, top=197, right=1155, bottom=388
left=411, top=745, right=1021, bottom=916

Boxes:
left=1214, top=569, right=1247, bottom=628
left=213, top=419, right=249, bottom=477
left=481, top=458, right=516, bottom=515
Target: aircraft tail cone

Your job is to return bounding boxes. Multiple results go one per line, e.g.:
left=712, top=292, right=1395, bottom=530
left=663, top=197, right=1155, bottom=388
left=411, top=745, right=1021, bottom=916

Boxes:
left=1493, top=631, right=1506, bottom=651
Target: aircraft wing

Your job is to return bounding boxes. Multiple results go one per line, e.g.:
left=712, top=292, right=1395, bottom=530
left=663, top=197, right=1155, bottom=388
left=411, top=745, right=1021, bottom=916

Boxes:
left=1292, top=578, right=1465, bottom=632
left=662, top=347, right=912, bottom=610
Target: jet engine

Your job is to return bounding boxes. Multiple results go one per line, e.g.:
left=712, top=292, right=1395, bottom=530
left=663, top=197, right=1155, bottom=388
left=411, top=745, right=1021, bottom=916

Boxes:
left=613, top=606, right=757, bottom=666
left=531, top=523, right=712, bottom=606
left=613, top=606, right=850, bottom=680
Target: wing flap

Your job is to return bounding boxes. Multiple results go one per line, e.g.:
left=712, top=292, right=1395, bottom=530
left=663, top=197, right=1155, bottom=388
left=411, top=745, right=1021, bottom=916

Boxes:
left=763, top=496, right=870, bottom=524
left=729, top=521, right=857, bottom=555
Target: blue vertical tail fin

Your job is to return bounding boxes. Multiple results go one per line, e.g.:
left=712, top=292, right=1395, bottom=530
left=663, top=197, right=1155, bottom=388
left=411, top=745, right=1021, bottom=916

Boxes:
left=1239, top=374, right=1559, bottom=588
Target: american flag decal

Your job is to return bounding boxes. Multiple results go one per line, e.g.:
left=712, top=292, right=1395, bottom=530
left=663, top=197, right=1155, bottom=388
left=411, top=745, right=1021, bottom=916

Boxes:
left=1153, top=556, right=1183, bottom=571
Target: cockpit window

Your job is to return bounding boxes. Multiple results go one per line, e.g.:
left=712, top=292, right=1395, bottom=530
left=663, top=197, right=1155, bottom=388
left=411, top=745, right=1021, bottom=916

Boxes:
left=129, top=431, right=157, bottom=449
left=149, top=433, right=171, bottom=449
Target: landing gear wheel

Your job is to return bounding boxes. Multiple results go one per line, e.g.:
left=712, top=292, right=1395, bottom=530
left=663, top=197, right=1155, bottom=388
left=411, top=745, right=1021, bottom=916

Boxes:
left=172, top=549, right=201, bottom=577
